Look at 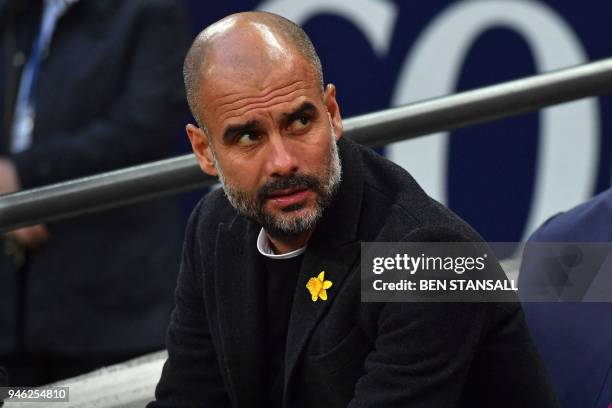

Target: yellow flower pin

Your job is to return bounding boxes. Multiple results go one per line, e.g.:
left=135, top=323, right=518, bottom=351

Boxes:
left=306, top=271, right=333, bottom=302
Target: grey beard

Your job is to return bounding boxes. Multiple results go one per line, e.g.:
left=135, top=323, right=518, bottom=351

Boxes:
left=213, top=130, right=342, bottom=240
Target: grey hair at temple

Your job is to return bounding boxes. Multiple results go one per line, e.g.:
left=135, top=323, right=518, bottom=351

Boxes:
left=182, top=11, right=324, bottom=132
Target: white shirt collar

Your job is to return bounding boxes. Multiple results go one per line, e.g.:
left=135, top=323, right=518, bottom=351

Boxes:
left=256, top=228, right=306, bottom=259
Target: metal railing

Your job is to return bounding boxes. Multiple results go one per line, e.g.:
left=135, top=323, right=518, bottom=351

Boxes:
left=2, top=57, right=612, bottom=232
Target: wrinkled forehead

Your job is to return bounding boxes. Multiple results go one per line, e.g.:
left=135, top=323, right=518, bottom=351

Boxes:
left=199, top=48, right=321, bottom=132
left=194, top=18, right=323, bottom=132
left=202, top=64, right=321, bottom=135
left=204, top=50, right=298, bottom=94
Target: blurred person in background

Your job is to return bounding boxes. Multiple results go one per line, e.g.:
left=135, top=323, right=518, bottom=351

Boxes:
left=0, top=0, right=190, bottom=385
left=519, top=188, right=612, bottom=408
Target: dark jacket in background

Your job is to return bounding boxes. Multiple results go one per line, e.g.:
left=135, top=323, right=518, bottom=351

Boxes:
left=519, top=188, right=612, bottom=408
left=151, top=137, right=558, bottom=407
left=0, top=0, right=190, bottom=355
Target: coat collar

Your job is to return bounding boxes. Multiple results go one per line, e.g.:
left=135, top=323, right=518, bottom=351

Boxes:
left=215, top=137, right=365, bottom=405
left=309, top=137, right=364, bottom=248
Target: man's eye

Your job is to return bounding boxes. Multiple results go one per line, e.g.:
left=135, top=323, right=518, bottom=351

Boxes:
left=236, top=132, right=260, bottom=146
left=291, top=116, right=311, bottom=131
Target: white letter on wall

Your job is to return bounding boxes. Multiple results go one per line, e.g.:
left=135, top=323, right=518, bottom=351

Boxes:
left=389, top=0, right=598, bottom=241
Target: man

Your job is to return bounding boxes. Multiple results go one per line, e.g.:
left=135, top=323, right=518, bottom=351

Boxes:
left=151, top=11, right=558, bottom=407
left=0, top=0, right=188, bottom=385
left=519, top=188, right=612, bottom=408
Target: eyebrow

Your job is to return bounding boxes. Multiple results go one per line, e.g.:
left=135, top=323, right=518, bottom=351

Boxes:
left=221, top=101, right=318, bottom=142
left=222, top=119, right=260, bottom=142
left=283, top=101, right=317, bottom=122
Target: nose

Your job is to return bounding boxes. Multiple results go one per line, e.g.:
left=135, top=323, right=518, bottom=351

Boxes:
left=265, top=134, right=299, bottom=177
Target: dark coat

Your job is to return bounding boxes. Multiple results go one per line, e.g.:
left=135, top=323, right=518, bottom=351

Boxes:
left=519, top=188, right=612, bottom=408
left=0, top=0, right=190, bottom=354
left=151, top=137, right=559, bottom=407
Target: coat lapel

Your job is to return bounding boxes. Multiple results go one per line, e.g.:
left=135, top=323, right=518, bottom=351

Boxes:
left=283, top=138, right=365, bottom=403
left=214, top=217, right=267, bottom=407
left=283, top=241, right=361, bottom=401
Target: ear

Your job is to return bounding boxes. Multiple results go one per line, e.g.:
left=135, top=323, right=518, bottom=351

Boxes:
left=324, top=83, right=343, bottom=141
left=186, top=123, right=218, bottom=177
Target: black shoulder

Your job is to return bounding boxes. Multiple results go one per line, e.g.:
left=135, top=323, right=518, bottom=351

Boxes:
left=188, top=188, right=238, bottom=240
left=354, top=142, right=483, bottom=242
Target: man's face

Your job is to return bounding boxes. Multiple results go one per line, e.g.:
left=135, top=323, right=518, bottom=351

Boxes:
left=188, top=49, right=343, bottom=240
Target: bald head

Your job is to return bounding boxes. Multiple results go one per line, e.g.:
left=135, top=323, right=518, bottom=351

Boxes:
left=183, top=12, right=324, bottom=129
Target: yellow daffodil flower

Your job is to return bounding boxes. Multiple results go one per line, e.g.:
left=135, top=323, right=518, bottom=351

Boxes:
left=306, top=271, right=333, bottom=302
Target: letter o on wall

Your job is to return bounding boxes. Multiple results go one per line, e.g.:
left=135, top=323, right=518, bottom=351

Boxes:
left=389, top=0, right=599, bottom=241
